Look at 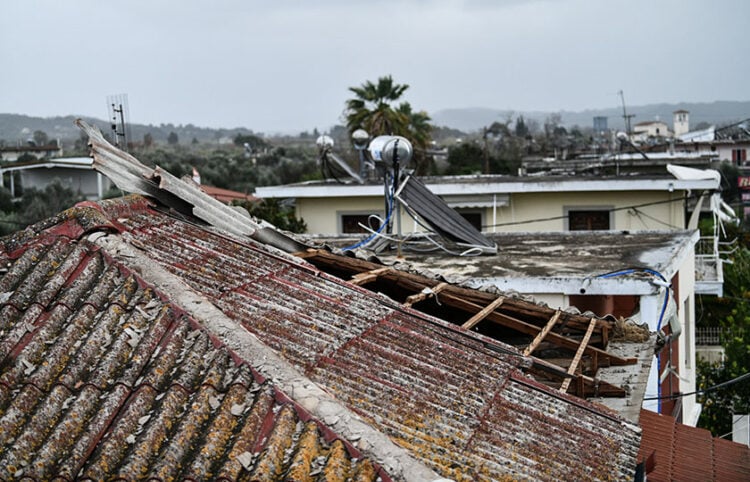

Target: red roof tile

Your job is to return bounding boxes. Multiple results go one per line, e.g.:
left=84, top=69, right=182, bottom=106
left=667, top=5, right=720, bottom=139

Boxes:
left=200, top=184, right=258, bottom=204
left=638, top=408, right=750, bottom=481
left=0, top=235, right=384, bottom=481
left=89, top=196, right=640, bottom=480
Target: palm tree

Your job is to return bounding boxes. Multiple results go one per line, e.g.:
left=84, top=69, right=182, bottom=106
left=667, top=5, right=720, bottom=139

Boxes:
left=345, top=75, right=433, bottom=174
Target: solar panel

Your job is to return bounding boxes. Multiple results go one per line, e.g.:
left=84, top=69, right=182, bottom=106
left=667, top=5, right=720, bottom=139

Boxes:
left=395, top=174, right=497, bottom=254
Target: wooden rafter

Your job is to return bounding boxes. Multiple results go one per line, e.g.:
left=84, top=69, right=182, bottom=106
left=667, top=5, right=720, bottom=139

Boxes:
left=462, top=296, right=505, bottom=330
left=294, top=249, right=638, bottom=398
left=350, top=267, right=392, bottom=286
left=560, top=318, right=597, bottom=393
left=404, top=282, right=449, bottom=307
left=441, top=293, right=635, bottom=366
left=523, top=311, right=562, bottom=356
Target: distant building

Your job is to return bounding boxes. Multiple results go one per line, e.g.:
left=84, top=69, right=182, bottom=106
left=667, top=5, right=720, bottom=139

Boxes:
left=678, top=118, right=750, bottom=165
left=673, top=110, right=690, bottom=137
left=632, top=120, right=672, bottom=142
left=0, top=142, right=63, bottom=161
left=0, top=157, right=111, bottom=199
left=593, top=116, right=608, bottom=133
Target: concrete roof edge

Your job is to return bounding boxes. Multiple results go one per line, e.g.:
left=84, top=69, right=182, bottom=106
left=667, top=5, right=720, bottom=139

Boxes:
left=254, top=177, right=718, bottom=198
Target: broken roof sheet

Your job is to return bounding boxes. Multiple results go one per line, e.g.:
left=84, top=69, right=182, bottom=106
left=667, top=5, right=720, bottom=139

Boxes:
left=0, top=232, right=384, bottom=481
left=1, top=194, right=642, bottom=481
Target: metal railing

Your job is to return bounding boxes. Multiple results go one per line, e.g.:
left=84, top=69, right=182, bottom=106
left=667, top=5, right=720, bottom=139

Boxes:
left=695, top=326, right=727, bottom=345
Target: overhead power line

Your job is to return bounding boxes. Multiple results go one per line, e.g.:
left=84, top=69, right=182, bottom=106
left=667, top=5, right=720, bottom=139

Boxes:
left=483, top=191, right=706, bottom=229
left=643, top=371, right=750, bottom=401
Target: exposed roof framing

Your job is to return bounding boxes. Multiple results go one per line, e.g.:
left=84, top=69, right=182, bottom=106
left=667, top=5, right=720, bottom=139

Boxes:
left=295, top=248, right=636, bottom=398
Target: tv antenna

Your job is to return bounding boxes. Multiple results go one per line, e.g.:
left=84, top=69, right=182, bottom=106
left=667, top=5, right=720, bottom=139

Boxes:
left=107, top=94, right=131, bottom=150
left=618, top=90, right=635, bottom=135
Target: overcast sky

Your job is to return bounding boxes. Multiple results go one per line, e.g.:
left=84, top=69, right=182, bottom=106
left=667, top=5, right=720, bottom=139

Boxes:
left=2, top=0, right=748, bottom=133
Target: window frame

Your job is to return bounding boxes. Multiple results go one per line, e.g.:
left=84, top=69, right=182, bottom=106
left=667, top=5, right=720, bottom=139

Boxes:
left=564, top=206, right=614, bottom=231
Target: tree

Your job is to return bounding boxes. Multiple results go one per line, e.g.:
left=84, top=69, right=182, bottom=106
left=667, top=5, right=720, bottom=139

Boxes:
left=167, top=132, right=179, bottom=145
left=33, top=130, right=49, bottom=146
left=445, top=143, right=485, bottom=175
left=344, top=75, right=433, bottom=174
left=143, top=132, right=154, bottom=148
left=233, top=198, right=307, bottom=233
left=697, top=247, right=750, bottom=436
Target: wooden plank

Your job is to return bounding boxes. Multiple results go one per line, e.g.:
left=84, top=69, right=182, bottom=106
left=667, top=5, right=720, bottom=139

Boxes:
left=560, top=318, right=597, bottom=393
left=461, top=296, right=505, bottom=330
left=349, top=267, right=391, bottom=286
left=404, top=282, right=449, bottom=307
left=298, top=249, right=608, bottom=333
left=441, top=292, right=635, bottom=366
left=523, top=310, right=561, bottom=356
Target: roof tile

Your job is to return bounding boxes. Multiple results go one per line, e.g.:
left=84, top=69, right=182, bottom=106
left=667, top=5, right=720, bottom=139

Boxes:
left=81, top=197, right=642, bottom=481
left=638, top=408, right=750, bottom=481
left=0, top=236, right=384, bottom=481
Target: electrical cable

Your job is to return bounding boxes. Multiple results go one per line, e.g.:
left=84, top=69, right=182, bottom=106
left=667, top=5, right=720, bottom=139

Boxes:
left=643, top=371, right=750, bottom=401
left=630, top=208, right=681, bottom=229
left=342, top=170, right=396, bottom=252
left=482, top=191, right=708, bottom=229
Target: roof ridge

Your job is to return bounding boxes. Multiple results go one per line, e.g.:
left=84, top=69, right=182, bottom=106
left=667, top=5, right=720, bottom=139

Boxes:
left=93, top=232, right=440, bottom=481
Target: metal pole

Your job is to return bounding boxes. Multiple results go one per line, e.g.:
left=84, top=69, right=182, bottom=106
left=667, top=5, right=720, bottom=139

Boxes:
left=393, top=139, right=402, bottom=257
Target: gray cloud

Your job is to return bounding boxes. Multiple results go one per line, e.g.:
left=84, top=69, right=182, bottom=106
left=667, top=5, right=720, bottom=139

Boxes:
left=1, top=0, right=747, bottom=133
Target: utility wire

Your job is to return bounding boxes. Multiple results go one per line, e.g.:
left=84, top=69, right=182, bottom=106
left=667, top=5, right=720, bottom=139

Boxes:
left=643, top=371, right=750, bottom=401
left=482, top=191, right=708, bottom=229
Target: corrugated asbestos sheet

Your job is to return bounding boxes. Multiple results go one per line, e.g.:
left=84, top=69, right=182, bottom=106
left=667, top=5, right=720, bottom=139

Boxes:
left=0, top=234, right=383, bottom=481
left=638, top=408, right=750, bottom=481
left=56, top=195, right=642, bottom=482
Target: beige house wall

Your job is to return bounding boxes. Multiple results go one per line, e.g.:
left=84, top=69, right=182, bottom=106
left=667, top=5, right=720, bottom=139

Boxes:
left=297, top=190, right=686, bottom=235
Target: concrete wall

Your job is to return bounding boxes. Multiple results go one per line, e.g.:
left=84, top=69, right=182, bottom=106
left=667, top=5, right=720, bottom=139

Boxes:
left=676, top=250, right=699, bottom=425
left=296, top=190, right=686, bottom=235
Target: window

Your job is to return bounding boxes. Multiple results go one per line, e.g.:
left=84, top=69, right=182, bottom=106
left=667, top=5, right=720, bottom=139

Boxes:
left=566, top=208, right=611, bottom=231
left=456, top=210, right=484, bottom=231
left=732, top=149, right=747, bottom=165
left=339, top=213, right=383, bottom=234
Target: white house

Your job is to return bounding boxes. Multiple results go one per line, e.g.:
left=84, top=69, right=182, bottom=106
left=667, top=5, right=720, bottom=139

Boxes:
left=0, top=157, right=112, bottom=199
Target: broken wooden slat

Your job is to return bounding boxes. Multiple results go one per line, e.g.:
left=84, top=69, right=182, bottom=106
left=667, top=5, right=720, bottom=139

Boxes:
left=560, top=318, right=597, bottom=393
left=461, top=296, right=505, bottom=330
left=523, top=311, right=562, bottom=356
left=442, top=293, right=635, bottom=366
left=404, top=282, right=450, bottom=307
left=349, top=267, right=392, bottom=286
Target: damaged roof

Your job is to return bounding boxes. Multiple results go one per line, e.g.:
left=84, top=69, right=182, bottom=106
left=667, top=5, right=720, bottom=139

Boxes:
left=0, top=228, right=386, bottom=481
left=0, top=120, right=649, bottom=480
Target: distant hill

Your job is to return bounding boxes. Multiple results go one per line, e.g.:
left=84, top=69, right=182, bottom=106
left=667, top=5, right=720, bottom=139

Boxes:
left=3, top=100, right=749, bottom=146
left=0, top=114, right=256, bottom=146
left=430, top=100, right=750, bottom=133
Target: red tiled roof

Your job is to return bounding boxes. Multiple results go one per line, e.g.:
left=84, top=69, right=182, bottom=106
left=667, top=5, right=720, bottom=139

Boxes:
left=638, top=408, right=750, bottom=481
left=118, top=197, right=642, bottom=478
left=199, top=185, right=258, bottom=204
left=0, top=232, right=384, bottom=480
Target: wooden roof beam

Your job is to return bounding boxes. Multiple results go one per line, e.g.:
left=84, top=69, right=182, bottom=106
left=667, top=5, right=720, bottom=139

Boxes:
left=560, top=318, right=597, bottom=393
left=441, top=293, right=635, bottom=366
left=523, top=310, right=561, bottom=356
left=461, top=296, right=505, bottom=330
left=404, top=282, right=450, bottom=307
left=350, top=267, right=392, bottom=286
